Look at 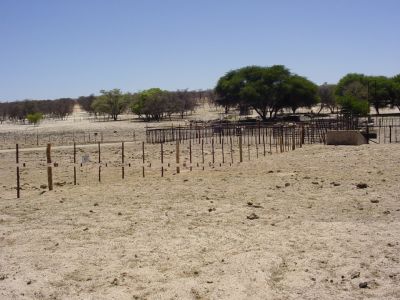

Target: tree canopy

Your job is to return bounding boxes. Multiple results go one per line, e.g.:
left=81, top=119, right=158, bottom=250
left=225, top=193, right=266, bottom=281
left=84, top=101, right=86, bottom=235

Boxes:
left=91, top=89, right=129, bottom=121
left=215, top=65, right=318, bottom=120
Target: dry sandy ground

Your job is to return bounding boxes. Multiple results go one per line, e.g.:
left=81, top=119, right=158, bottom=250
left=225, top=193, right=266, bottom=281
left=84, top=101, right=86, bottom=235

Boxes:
left=0, top=142, right=399, bottom=299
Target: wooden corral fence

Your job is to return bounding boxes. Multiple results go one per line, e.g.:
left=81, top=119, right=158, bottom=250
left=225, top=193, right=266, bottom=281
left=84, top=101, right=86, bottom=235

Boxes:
left=145, top=115, right=358, bottom=145
left=8, top=125, right=303, bottom=198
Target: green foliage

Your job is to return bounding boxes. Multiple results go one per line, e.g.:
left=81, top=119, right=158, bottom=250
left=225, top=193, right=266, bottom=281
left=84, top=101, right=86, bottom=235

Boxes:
left=26, top=112, right=43, bottom=125
left=131, top=88, right=197, bottom=121
left=337, top=95, right=369, bottom=116
left=391, top=74, right=400, bottom=110
left=215, top=65, right=318, bottom=119
left=92, top=89, right=129, bottom=121
left=318, top=83, right=337, bottom=113
left=336, top=73, right=397, bottom=114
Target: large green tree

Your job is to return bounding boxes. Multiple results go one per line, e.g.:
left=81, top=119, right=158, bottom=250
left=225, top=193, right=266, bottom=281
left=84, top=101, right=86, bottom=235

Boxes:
left=215, top=65, right=318, bottom=120
left=282, top=75, right=319, bottom=113
left=92, top=89, right=129, bottom=121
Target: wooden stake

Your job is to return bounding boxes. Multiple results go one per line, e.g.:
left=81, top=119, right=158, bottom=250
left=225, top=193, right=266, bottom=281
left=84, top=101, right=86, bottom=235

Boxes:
left=239, top=135, right=243, bottom=163
left=122, top=141, right=125, bottom=179
left=221, top=137, right=225, bottom=164
left=73, top=142, right=76, bottom=185
left=16, top=144, right=20, bottom=198
left=142, top=141, right=145, bottom=177
left=212, top=138, right=215, bottom=165
left=46, top=143, right=53, bottom=190
left=189, top=139, right=192, bottom=171
left=176, top=139, right=180, bottom=174
left=98, top=142, right=101, bottom=182
left=230, top=136, right=234, bottom=164
left=201, top=139, right=205, bottom=170
left=161, top=142, right=164, bottom=177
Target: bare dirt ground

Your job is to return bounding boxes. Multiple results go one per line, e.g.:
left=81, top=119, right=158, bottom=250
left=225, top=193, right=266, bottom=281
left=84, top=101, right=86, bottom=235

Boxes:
left=0, top=142, right=399, bottom=299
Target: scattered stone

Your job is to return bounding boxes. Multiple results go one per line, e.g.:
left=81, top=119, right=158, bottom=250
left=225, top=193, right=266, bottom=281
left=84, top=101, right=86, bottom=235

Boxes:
left=304, top=176, right=311, bottom=179
left=383, top=210, right=391, bottom=215
left=111, top=278, right=118, bottom=285
left=247, top=213, right=259, bottom=220
left=183, top=179, right=189, bottom=182
left=285, top=183, right=290, bottom=187
left=387, top=243, right=394, bottom=247
left=351, top=271, right=360, bottom=279
left=0, top=274, right=7, bottom=281
left=356, top=183, right=368, bottom=189
left=39, top=191, right=46, bottom=195
left=331, top=182, right=341, bottom=186
left=359, top=282, right=369, bottom=289
left=208, top=208, right=216, bottom=212
left=40, top=184, right=47, bottom=189
left=370, top=199, right=379, bottom=203
left=26, top=280, right=32, bottom=285
left=206, top=280, right=213, bottom=284
left=59, top=200, right=63, bottom=203
left=55, top=181, right=66, bottom=186
left=83, top=227, right=89, bottom=231
left=93, top=203, right=99, bottom=206
left=118, top=212, right=122, bottom=216
left=312, top=182, right=319, bottom=185
left=89, top=210, right=94, bottom=213
left=268, top=170, right=274, bottom=173
left=311, top=277, right=316, bottom=281
left=247, top=202, right=253, bottom=206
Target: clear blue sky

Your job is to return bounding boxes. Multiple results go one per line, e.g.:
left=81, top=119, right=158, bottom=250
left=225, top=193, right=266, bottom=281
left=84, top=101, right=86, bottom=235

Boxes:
left=1, top=0, right=399, bottom=101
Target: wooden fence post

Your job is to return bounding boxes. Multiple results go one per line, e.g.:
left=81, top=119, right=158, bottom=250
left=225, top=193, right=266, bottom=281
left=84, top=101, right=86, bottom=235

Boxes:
left=46, top=143, right=53, bottom=190
left=189, top=139, right=192, bottom=171
left=98, top=142, right=101, bottom=182
left=292, top=126, right=296, bottom=151
left=201, top=139, right=205, bottom=170
left=161, top=142, right=164, bottom=177
left=239, top=135, right=243, bottom=163
left=73, top=142, right=77, bottom=185
left=142, top=141, right=145, bottom=177
left=16, top=144, right=20, bottom=198
left=212, top=138, right=215, bottom=165
left=122, top=141, right=125, bottom=179
left=176, top=139, right=180, bottom=174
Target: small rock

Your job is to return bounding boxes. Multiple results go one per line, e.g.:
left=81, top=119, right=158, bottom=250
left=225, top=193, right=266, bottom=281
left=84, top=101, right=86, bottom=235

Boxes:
left=331, top=182, right=340, bottom=186
left=351, top=271, right=360, bottom=279
left=40, top=184, right=47, bottom=189
left=183, top=179, right=189, bottom=182
left=356, top=183, right=368, bottom=189
left=247, top=213, right=259, bottom=220
left=206, top=280, right=213, bottom=284
left=83, top=227, right=89, bottom=231
left=208, top=208, right=216, bottom=212
left=311, top=182, right=319, bottom=185
left=39, top=191, right=46, bottom=195
left=26, top=280, right=32, bottom=285
left=370, top=199, right=379, bottom=203
left=111, top=278, right=118, bottom=285
left=285, top=183, right=290, bottom=187
left=93, top=203, right=99, bottom=206
left=247, top=202, right=253, bottom=206
left=118, top=212, right=122, bottom=216
left=359, top=282, right=369, bottom=288
left=383, top=210, right=390, bottom=215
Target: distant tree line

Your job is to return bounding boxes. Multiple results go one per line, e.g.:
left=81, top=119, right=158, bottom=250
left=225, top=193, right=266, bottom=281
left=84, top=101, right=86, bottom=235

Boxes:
left=2, top=69, right=399, bottom=124
left=214, top=65, right=400, bottom=118
left=83, top=88, right=203, bottom=121
left=0, top=98, right=75, bottom=124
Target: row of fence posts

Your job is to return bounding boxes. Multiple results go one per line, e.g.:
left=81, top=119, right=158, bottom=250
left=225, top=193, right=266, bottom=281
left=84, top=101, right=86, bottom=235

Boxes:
left=14, top=125, right=303, bottom=198
left=4, top=131, right=137, bottom=148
